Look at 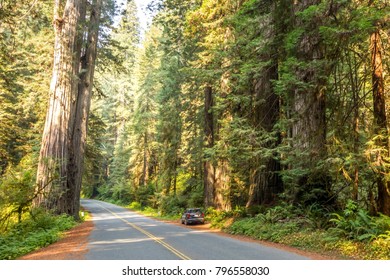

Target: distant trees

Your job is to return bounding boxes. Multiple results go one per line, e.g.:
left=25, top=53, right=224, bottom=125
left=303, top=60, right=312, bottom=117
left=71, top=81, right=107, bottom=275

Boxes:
left=87, top=0, right=389, bottom=216
left=0, top=1, right=52, bottom=174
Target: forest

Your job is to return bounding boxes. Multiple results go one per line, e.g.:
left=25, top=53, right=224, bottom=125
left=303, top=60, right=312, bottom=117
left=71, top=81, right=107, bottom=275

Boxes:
left=0, top=0, right=390, bottom=259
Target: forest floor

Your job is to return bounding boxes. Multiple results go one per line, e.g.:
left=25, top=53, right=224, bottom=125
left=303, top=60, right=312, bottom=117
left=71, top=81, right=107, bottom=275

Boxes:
left=19, top=214, right=334, bottom=260
left=19, top=220, right=93, bottom=260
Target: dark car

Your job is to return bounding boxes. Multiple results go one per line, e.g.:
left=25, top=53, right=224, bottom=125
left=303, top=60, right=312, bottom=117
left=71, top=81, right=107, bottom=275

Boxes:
left=181, top=208, right=205, bottom=225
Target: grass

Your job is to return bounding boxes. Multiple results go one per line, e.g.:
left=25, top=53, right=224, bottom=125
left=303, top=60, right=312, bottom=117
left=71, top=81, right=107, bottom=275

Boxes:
left=0, top=209, right=79, bottom=260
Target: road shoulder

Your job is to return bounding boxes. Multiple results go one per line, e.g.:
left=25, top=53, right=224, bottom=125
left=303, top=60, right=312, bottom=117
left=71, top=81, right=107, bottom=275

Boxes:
left=18, top=220, right=93, bottom=260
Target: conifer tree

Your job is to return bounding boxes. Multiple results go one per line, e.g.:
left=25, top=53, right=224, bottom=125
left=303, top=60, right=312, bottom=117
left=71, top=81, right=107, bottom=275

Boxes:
left=34, top=0, right=103, bottom=218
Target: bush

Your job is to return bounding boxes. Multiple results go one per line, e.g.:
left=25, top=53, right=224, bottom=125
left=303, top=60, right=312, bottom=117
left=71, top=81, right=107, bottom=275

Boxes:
left=129, top=201, right=142, bottom=210
left=228, top=214, right=299, bottom=242
left=0, top=163, right=36, bottom=230
left=0, top=210, right=76, bottom=260
left=158, top=196, right=186, bottom=216
left=328, top=200, right=390, bottom=241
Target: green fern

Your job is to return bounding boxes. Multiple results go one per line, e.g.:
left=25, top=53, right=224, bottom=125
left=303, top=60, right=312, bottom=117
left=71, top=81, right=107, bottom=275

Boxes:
left=328, top=200, right=381, bottom=242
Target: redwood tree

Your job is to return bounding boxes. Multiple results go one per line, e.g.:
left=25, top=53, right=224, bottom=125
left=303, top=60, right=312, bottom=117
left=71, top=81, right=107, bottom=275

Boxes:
left=370, top=29, right=390, bottom=215
left=204, top=86, right=215, bottom=208
left=34, top=0, right=102, bottom=218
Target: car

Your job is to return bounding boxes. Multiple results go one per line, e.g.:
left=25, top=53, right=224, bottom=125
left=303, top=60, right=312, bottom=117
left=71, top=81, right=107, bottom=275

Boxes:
left=181, top=208, right=205, bottom=225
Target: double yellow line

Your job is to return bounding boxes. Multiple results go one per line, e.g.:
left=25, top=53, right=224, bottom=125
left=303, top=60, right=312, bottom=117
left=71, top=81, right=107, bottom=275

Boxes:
left=97, top=203, right=191, bottom=260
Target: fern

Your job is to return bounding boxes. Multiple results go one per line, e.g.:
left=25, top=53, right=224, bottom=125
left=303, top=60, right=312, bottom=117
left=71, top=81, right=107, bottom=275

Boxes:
left=328, top=200, right=381, bottom=242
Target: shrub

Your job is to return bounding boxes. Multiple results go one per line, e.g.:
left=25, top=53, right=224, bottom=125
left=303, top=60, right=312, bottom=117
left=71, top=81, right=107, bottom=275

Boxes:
left=0, top=211, right=76, bottom=260
left=158, top=196, right=186, bottom=216
left=328, top=200, right=390, bottom=241
left=129, top=201, right=142, bottom=210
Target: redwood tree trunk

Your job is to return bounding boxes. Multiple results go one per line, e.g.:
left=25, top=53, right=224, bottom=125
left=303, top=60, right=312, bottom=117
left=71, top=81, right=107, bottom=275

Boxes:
left=371, top=30, right=390, bottom=215
left=247, top=57, right=281, bottom=207
left=289, top=0, right=332, bottom=205
left=35, top=0, right=86, bottom=216
left=292, top=0, right=327, bottom=161
left=204, top=86, right=215, bottom=208
left=35, top=0, right=101, bottom=219
left=214, top=159, right=231, bottom=211
left=70, top=0, right=102, bottom=218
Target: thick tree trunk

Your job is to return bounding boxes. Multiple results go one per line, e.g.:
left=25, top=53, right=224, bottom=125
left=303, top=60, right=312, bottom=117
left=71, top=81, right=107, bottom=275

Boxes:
left=292, top=0, right=327, bottom=157
left=35, top=0, right=101, bottom=219
left=204, top=86, right=215, bottom=208
left=247, top=59, right=282, bottom=207
left=289, top=0, right=333, bottom=206
left=70, top=0, right=102, bottom=218
left=371, top=30, right=390, bottom=215
left=214, top=160, right=231, bottom=211
left=35, top=0, right=85, bottom=216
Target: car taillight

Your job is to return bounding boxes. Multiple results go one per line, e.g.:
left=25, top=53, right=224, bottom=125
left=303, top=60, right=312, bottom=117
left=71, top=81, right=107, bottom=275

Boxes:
left=186, top=214, right=191, bottom=219
left=201, top=213, right=204, bottom=217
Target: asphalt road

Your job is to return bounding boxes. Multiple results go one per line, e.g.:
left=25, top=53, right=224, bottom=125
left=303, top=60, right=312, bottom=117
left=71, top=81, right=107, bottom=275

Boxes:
left=81, top=199, right=309, bottom=260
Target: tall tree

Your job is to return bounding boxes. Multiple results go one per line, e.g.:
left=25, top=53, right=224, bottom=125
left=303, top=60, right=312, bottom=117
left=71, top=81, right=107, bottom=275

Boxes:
left=34, top=0, right=102, bottom=218
left=371, top=28, right=390, bottom=215
left=278, top=0, right=337, bottom=205
left=204, top=86, right=215, bottom=208
left=70, top=0, right=103, bottom=216
left=130, top=25, right=160, bottom=189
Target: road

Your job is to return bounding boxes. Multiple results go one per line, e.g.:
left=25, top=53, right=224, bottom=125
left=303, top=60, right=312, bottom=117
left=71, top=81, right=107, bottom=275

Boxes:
left=81, top=199, right=309, bottom=260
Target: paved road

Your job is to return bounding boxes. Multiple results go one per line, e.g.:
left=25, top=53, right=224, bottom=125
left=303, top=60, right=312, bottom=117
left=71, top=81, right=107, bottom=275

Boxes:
left=81, top=199, right=309, bottom=260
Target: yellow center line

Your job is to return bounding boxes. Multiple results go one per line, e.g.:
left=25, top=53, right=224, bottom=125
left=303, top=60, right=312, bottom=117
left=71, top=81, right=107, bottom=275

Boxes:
left=97, top=203, right=191, bottom=260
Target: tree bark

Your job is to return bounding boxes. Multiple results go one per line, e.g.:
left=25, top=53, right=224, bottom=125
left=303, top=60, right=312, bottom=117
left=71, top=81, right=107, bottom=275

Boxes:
left=288, top=0, right=334, bottom=206
left=292, top=0, right=327, bottom=158
left=204, top=86, right=215, bottom=208
left=35, top=0, right=101, bottom=219
left=141, top=132, right=148, bottom=186
left=214, top=159, right=231, bottom=211
left=70, top=0, right=102, bottom=218
left=35, top=0, right=86, bottom=216
left=371, top=30, right=390, bottom=215
left=247, top=51, right=281, bottom=207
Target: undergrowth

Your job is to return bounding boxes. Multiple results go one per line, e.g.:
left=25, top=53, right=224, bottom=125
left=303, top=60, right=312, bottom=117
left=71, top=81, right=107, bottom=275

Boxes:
left=0, top=209, right=77, bottom=260
left=127, top=202, right=182, bottom=221
left=225, top=201, right=390, bottom=259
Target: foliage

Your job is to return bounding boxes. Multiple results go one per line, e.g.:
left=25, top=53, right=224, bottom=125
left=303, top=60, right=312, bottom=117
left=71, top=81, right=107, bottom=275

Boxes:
left=206, top=206, right=247, bottom=228
left=158, top=195, right=186, bottom=216
left=0, top=0, right=52, bottom=174
left=0, top=210, right=76, bottom=260
left=0, top=155, right=38, bottom=231
left=328, top=200, right=390, bottom=241
left=226, top=203, right=390, bottom=259
left=228, top=210, right=300, bottom=243
left=129, top=201, right=143, bottom=211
